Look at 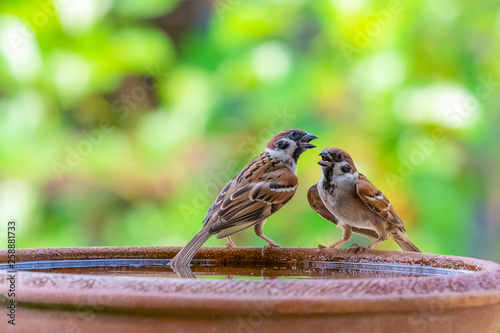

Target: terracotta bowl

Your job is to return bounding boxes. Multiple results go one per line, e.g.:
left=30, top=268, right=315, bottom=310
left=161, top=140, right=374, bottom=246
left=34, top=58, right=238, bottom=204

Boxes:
left=1, top=246, right=500, bottom=333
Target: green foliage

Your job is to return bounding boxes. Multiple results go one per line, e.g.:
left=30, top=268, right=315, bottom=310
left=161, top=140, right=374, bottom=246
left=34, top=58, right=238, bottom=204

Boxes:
left=0, top=0, right=498, bottom=262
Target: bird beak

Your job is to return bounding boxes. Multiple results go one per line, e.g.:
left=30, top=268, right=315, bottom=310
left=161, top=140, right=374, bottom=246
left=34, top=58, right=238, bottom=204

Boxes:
left=299, top=133, right=318, bottom=149
left=318, top=150, right=332, bottom=166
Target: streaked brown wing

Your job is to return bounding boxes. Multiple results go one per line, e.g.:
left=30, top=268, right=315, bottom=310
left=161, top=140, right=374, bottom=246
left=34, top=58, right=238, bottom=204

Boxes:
left=203, top=153, right=277, bottom=225
left=355, top=174, right=405, bottom=231
left=307, top=184, right=378, bottom=239
left=249, top=181, right=297, bottom=205
left=205, top=151, right=298, bottom=236
left=202, top=178, right=234, bottom=224
left=209, top=179, right=297, bottom=235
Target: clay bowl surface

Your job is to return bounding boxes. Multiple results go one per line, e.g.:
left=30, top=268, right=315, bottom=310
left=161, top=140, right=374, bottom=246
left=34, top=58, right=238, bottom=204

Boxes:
left=1, top=246, right=500, bottom=333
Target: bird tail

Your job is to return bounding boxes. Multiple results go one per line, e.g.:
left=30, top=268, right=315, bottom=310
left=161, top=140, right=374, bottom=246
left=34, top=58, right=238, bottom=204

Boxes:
left=392, top=230, right=421, bottom=252
left=169, top=227, right=212, bottom=268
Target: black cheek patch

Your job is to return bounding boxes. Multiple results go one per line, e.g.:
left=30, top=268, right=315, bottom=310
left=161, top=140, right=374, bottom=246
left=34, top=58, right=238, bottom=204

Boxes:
left=277, top=140, right=289, bottom=150
left=341, top=165, right=351, bottom=173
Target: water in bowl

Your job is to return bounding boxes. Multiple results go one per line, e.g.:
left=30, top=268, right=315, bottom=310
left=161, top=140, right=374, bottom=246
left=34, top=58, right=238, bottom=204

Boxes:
left=0, top=258, right=468, bottom=280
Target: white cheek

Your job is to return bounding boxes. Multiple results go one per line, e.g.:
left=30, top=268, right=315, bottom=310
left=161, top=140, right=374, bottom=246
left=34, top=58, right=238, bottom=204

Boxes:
left=285, top=143, right=297, bottom=154
left=264, top=140, right=298, bottom=174
left=332, top=164, right=343, bottom=174
left=265, top=148, right=287, bottom=160
left=265, top=139, right=297, bottom=157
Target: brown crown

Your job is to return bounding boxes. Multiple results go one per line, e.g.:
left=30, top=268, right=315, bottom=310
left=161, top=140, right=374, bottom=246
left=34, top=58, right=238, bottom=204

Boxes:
left=266, top=129, right=308, bottom=149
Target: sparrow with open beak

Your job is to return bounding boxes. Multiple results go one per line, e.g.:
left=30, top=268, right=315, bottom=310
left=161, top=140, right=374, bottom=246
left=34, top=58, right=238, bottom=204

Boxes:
left=308, top=148, right=420, bottom=252
left=169, top=129, right=318, bottom=268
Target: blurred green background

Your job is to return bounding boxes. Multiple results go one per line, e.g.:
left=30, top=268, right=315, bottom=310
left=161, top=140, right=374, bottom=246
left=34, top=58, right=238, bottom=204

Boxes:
left=0, top=0, right=499, bottom=262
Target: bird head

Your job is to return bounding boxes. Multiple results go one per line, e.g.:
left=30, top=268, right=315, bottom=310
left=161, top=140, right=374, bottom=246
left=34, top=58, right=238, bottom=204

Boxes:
left=266, top=129, right=318, bottom=163
left=318, top=148, right=357, bottom=175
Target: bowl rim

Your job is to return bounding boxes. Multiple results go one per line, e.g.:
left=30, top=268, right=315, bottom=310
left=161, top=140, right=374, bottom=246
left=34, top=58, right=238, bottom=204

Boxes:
left=1, top=246, right=500, bottom=315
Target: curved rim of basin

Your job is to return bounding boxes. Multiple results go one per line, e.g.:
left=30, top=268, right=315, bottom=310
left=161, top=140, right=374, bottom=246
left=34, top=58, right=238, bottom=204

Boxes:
left=1, top=246, right=500, bottom=316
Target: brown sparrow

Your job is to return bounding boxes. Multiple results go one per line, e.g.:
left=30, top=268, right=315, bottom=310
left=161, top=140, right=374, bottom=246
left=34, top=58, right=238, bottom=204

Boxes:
left=308, top=148, right=421, bottom=252
left=169, top=129, right=317, bottom=267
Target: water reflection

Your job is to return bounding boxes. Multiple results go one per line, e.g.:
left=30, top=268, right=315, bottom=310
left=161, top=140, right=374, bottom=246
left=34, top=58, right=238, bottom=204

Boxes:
left=172, top=265, right=196, bottom=279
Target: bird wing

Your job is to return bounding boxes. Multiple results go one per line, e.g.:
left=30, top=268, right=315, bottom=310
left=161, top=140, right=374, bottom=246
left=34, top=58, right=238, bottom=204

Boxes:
left=205, top=153, right=298, bottom=237
left=202, top=153, right=273, bottom=225
left=307, top=184, right=339, bottom=223
left=307, top=184, right=378, bottom=239
left=202, top=176, right=234, bottom=225
left=355, top=174, right=406, bottom=231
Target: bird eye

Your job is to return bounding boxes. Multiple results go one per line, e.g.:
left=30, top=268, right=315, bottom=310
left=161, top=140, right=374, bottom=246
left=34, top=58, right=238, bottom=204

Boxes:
left=333, top=153, right=343, bottom=162
left=289, top=131, right=299, bottom=140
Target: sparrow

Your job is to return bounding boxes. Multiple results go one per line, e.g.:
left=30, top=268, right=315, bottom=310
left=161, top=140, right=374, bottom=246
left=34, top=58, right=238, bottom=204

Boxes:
left=308, top=148, right=420, bottom=252
left=169, top=129, right=318, bottom=268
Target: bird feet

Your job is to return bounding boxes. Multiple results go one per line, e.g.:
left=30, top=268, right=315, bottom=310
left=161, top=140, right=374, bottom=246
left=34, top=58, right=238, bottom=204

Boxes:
left=347, top=243, right=367, bottom=254
left=225, top=237, right=236, bottom=248
left=264, top=243, right=281, bottom=250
